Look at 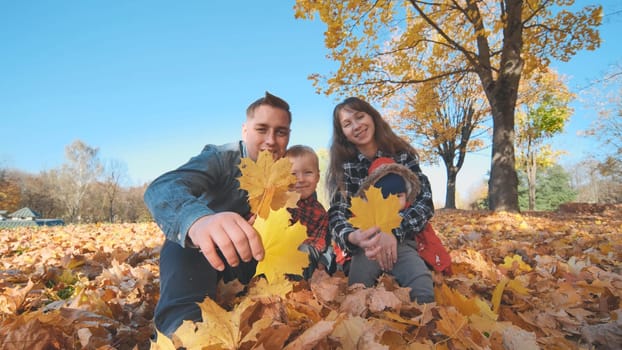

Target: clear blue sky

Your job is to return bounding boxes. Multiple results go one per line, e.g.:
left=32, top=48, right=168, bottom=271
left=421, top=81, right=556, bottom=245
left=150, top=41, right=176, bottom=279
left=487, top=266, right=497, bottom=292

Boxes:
left=1, top=1, right=620, bottom=206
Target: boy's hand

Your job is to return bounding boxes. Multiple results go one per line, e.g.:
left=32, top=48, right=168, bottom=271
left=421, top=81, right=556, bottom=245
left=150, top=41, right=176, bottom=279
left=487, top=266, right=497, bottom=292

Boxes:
left=188, top=212, right=264, bottom=271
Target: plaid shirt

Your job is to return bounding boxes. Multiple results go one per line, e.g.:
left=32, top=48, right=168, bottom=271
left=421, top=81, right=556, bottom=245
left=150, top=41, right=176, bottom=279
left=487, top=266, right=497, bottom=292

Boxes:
left=288, top=195, right=329, bottom=253
left=329, top=150, right=434, bottom=254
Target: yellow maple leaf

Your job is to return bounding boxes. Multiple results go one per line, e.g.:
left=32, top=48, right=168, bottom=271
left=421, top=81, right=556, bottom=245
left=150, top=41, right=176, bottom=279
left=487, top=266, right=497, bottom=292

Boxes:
left=507, top=278, right=530, bottom=295
left=238, top=150, right=299, bottom=219
left=151, top=330, right=176, bottom=350
left=248, top=274, right=294, bottom=299
left=253, top=208, right=309, bottom=281
left=435, top=284, right=497, bottom=320
left=348, top=186, right=402, bottom=234
left=173, top=297, right=256, bottom=349
left=500, top=254, right=532, bottom=273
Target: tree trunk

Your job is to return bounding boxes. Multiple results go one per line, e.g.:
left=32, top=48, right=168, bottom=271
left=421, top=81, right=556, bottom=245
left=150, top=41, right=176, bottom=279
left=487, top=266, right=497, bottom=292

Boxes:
left=484, top=0, right=523, bottom=212
left=527, top=149, right=537, bottom=210
left=108, top=197, right=115, bottom=223
left=488, top=102, right=519, bottom=211
left=445, top=165, right=458, bottom=209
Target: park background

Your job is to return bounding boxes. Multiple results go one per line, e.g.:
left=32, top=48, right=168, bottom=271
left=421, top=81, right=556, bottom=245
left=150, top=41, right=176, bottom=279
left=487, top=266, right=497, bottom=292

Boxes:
left=1, top=2, right=621, bottom=349
left=1, top=0, right=621, bottom=221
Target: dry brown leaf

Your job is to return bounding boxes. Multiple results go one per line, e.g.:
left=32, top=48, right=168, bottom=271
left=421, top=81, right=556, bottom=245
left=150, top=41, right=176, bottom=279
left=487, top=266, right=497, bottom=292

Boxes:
left=502, top=325, right=539, bottom=350
left=0, top=279, right=34, bottom=314
left=331, top=315, right=366, bottom=349
left=340, top=285, right=370, bottom=317
left=283, top=319, right=336, bottom=350
left=580, top=310, right=622, bottom=350
left=368, top=288, right=402, bottom=313
left=436, top=306, right=467, bottom=337
left=251, top=321, right=293, bottom=349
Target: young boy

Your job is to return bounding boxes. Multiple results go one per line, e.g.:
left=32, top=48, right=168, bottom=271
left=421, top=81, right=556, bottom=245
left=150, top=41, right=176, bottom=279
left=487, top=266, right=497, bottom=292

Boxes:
left=285, top=145, right=334, bottom=278
left=355, top=157, right=452, bottom=276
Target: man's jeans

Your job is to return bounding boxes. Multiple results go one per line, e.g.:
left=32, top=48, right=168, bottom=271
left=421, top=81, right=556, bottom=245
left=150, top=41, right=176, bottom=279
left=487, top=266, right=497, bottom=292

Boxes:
left=348, top=239, right=434, bottom=303
left=155, top=239, right=257, bottom=336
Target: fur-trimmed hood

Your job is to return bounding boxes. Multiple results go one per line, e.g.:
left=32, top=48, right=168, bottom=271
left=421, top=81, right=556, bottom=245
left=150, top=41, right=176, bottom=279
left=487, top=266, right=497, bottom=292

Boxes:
left=355, top=162, right=421, bottom=203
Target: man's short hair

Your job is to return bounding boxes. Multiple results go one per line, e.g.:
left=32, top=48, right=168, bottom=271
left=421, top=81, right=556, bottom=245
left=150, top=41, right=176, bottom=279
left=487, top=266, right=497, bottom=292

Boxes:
left=246, top=91, right=291, bottom=123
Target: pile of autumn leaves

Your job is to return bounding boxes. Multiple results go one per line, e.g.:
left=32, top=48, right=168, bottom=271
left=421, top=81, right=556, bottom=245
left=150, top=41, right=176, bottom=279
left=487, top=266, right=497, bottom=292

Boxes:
left=0, top=153, right=620, bottom=349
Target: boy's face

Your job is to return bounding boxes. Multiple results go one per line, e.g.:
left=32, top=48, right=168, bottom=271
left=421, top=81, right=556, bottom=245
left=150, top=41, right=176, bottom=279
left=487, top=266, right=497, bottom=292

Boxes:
left=288, top=154, right=320, bottom=200
left=242, top=104, right=291, bottom=161
left=395, top=192, right=407, bottom=209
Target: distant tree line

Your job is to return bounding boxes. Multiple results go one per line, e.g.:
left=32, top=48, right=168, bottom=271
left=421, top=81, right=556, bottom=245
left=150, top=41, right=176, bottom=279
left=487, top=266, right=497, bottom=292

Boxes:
left=0, top=140, right=151, bottom=224
left=467, top=157, right=621, bottom=211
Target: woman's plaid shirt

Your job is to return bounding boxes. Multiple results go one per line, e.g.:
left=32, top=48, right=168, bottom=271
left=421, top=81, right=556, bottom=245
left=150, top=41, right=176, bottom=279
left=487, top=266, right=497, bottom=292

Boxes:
left=329, top=150, right=434, bottom=253
left=288, top=195, right=329, bottom=253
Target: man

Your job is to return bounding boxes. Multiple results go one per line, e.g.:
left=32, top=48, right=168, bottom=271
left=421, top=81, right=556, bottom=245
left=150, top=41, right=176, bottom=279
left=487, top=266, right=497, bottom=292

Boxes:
left=144, top=92, right=291, bottom=336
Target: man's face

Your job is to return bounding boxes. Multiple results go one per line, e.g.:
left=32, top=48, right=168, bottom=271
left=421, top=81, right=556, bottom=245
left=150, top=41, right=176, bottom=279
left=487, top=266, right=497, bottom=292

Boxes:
left=242, top=104, right=291, bottom=161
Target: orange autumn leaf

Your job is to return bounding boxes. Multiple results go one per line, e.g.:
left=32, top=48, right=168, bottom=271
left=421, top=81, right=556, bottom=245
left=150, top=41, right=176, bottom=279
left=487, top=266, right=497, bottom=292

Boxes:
left=238, top=150, right=299, bottom=219
left=253, top=208, right=309, bottom=281
left=349, top=186, right=402, bottom=234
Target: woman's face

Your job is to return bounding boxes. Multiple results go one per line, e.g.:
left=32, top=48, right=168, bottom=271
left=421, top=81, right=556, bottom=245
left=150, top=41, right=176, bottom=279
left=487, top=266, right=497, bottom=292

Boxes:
left=338, top=106, right=376, bottom=151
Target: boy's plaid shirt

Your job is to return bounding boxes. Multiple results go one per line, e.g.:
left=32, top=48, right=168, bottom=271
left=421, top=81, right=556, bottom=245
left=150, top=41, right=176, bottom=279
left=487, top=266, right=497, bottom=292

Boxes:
left=329, top=150, right=434, bottom=253
left=288, top=195, right=329, bottom=253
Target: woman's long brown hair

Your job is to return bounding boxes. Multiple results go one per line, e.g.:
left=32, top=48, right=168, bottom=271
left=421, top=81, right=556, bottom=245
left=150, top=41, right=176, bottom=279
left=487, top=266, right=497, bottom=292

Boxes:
left=326, top=97, right=418, bottom=200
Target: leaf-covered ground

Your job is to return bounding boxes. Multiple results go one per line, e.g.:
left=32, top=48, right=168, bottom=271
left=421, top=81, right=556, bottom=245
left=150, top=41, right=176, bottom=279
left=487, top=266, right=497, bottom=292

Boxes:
left=1, top=206, right=620, bottom=349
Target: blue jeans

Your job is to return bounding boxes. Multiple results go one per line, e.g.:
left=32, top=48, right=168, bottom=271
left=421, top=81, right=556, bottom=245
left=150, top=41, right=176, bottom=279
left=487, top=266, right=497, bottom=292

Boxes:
left=348, top=239, right=434, bottom=303
left=155, top=239, right=257, bottom=336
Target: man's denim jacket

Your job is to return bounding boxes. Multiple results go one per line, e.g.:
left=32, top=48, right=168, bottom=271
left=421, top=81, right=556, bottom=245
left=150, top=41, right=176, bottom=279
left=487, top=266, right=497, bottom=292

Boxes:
left=144, top=141, right=250, bottom=247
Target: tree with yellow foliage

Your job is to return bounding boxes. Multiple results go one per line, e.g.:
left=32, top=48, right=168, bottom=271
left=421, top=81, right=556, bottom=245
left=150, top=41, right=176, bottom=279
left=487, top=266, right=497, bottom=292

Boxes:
left=389, top=74, right=488, bottom=209
left=294, top=0, right=602, bottom=212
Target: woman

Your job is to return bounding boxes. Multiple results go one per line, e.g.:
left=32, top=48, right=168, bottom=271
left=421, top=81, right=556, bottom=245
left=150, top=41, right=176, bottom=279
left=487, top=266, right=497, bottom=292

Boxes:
left=327, top=97, right=435, bottom=303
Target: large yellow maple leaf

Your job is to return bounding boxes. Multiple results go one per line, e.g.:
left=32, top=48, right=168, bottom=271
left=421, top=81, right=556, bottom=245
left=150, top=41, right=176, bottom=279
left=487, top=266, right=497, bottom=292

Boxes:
left=238, top=150, right=299, bottom=219
left=253, top=208, right=309, bottom=281
left=348, top=186, right=402, bottom=234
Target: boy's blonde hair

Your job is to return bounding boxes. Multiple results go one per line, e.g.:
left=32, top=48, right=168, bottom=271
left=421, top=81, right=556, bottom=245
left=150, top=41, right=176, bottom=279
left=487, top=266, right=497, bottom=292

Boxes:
left=285, top=145, right=319, bottom=170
